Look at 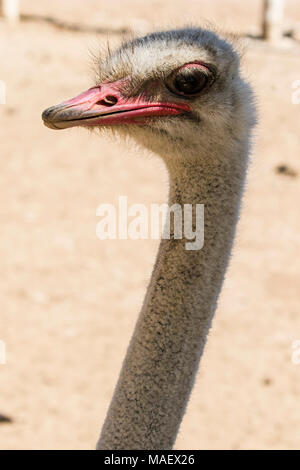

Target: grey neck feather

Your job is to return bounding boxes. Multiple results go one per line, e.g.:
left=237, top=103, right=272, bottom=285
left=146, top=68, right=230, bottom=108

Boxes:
left=97, top=138, right=249, bottom=450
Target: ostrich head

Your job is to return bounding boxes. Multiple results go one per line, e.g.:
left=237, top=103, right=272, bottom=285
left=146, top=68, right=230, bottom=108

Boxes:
left=42, top=28, right=255, bottom=162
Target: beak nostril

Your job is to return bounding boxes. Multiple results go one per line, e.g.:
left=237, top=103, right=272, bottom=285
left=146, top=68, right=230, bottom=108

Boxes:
left=97, top=95, right=118, bottom=107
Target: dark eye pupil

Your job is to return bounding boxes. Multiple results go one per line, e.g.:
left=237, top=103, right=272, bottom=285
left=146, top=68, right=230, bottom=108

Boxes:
left=173, top=68, right=208, bottom=95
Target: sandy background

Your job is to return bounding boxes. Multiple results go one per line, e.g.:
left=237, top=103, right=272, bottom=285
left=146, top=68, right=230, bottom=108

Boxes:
left=0, top=0, right=300, bottom=450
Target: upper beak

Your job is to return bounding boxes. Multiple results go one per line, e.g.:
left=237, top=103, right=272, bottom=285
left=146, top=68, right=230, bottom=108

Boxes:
left=42, top=82, right=190, bottom=130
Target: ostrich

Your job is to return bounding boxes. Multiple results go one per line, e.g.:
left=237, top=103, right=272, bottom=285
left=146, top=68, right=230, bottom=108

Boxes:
left=42, top=27, right=256, bottom=450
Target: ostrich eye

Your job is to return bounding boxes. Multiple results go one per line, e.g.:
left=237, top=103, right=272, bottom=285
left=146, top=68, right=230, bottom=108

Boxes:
left=166, top=64, right=213, bottom=97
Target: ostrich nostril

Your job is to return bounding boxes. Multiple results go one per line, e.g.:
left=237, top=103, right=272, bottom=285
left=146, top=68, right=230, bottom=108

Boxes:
left=97, top=95, right=118, bottom=107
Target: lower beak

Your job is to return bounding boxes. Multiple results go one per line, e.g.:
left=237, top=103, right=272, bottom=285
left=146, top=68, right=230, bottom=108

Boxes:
left=42, top=84, right=190, bottom=130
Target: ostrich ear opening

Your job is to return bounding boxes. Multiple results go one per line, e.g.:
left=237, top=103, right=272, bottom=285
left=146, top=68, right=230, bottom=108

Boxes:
left=42, top=84, right=191, bottom=130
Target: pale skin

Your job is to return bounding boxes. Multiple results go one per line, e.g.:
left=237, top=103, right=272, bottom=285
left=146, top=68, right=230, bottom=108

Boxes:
left=42, top=27, right=256, bottom=450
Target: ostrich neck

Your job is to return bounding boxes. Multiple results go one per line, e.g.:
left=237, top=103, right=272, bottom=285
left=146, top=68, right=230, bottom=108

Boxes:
left=97, top=144, right=247, bottom=450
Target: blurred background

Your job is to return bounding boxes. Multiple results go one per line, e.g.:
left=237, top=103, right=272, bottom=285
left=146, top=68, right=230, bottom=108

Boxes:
left=0, top=0, right=300, bottom=450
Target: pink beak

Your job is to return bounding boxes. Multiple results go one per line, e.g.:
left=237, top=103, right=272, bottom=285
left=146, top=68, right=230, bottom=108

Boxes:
left=42, top=81, right=190, bottom=130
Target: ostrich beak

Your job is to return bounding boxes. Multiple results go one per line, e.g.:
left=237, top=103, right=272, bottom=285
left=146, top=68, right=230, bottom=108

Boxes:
left=42, top=82, right=190, bottom=130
